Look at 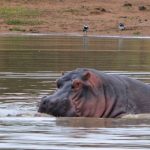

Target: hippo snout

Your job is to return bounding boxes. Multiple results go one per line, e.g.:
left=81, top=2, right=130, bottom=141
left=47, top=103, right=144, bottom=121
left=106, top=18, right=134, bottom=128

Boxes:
left=38, top=96, right=54, bottom=113
left=38, top=93, right=75, bottom=117
left=38, top=95, right=65, bottom=115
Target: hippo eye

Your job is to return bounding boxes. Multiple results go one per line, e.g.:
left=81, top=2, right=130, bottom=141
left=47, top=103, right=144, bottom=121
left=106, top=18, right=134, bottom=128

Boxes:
left=71, top=79, right=82, bottom=90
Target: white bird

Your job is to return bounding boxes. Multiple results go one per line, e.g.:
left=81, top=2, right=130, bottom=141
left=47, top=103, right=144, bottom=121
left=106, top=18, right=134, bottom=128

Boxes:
left=118, top=23, right=125, bottom=30
left=83, top=25, right=89, bottom=33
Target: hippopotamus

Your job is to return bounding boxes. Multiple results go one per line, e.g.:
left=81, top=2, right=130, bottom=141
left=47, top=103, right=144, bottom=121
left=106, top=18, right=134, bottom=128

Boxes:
left=38, top=68, right=150, bottom=118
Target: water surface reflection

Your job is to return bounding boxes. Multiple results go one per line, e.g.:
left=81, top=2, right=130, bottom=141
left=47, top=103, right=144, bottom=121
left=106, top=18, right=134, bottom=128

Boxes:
left=0, top=35, right=150, bottom=149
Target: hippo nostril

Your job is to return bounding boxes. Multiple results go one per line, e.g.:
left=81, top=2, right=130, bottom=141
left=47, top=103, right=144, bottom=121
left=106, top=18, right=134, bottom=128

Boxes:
left=38, top=97, right=49, bottom=113
left=42, top=100, right=47, bottom=105
left=42, top=97, right=55, bottom=107
left=41, top=96, right=50, bottom=105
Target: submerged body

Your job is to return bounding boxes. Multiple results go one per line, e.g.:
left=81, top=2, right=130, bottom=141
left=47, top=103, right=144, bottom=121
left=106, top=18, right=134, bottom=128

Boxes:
left=38, top=68, right=150, bottom=118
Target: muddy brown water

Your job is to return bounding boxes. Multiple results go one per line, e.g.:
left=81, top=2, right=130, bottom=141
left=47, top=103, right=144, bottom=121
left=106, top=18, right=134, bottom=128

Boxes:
left=0, top=34, right=150, bottom=149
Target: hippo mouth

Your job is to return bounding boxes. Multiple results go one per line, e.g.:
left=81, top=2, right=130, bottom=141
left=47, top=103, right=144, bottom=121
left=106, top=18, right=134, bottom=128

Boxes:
left=49, top=100, right=69, bottom=117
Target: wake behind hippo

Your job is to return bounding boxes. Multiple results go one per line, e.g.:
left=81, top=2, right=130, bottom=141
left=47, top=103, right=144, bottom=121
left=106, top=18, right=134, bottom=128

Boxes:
left=38, top=68, right=150, bottom=118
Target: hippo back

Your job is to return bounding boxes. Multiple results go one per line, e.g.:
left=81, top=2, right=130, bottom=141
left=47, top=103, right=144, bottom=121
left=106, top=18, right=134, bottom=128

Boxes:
left=96, top=70, right=150, bottom=115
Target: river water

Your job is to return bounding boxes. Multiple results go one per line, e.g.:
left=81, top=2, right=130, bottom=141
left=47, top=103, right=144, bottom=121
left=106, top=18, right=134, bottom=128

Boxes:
left=0, top=34, right=150, bottom=149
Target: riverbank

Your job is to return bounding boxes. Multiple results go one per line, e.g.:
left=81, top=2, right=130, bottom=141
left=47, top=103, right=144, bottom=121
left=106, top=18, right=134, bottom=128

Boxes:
left=0, top=0, right=149, bottom=36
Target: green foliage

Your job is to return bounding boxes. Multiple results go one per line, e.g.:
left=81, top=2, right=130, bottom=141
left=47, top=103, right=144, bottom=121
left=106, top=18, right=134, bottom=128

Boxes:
left=133, top=31, right=141, bottom=35
left=9, top=27, right=26, bottom=32
left=0, top=7, right=41, bottom=18
left=0, top=7, right=43, bottom=26
left=6, top=19, right=43, bottom=26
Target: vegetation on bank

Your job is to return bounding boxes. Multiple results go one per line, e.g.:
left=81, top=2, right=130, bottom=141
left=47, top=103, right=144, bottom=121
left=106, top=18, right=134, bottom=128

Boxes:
left=0, top=6, right=44, bottom=32
left=0, top=7, right=42, bottom=19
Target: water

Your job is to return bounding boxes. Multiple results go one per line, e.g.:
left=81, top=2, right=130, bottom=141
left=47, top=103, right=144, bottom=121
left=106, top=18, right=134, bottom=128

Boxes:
left=0, top=34, right=150, bottom=149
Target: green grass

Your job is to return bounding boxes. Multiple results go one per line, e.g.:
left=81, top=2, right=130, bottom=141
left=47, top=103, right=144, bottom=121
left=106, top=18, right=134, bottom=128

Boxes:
left=9, top=27, right=26, bottom=32
left=0, top=7, right=41, bottom=18
left=6, top=19, right=43, bottom=26
left=133, top=31, right=141, bottom=35
left=0, top=7, right=44, bottom=26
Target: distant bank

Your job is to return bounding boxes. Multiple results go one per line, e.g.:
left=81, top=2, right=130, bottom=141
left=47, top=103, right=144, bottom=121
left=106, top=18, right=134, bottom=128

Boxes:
left=0, top=0, right=149, bottom=36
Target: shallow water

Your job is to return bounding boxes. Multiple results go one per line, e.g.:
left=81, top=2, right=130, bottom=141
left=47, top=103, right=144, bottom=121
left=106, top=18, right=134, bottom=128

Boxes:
left=0, top=35, right=150, bottom=149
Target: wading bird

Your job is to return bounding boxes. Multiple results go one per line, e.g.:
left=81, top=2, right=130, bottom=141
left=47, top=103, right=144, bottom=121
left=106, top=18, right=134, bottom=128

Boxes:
left=83, top=25, right=89, bottom=35
left=118, top=23, right=125, bottom=30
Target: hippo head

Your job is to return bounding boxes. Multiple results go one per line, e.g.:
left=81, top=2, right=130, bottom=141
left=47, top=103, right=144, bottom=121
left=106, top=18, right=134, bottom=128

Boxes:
left=38, top=68, right=106, bottom=117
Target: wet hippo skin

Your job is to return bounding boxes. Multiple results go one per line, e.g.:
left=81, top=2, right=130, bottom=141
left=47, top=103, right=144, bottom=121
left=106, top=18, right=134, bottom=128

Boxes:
left=38, top=68, right=150, bottom=118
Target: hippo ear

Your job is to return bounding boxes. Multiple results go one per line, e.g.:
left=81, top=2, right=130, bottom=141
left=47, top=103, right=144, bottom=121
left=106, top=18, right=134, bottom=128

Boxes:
left=72, top=79, right=83, bottom=91
left=82, top=71, right=91, bottom=81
